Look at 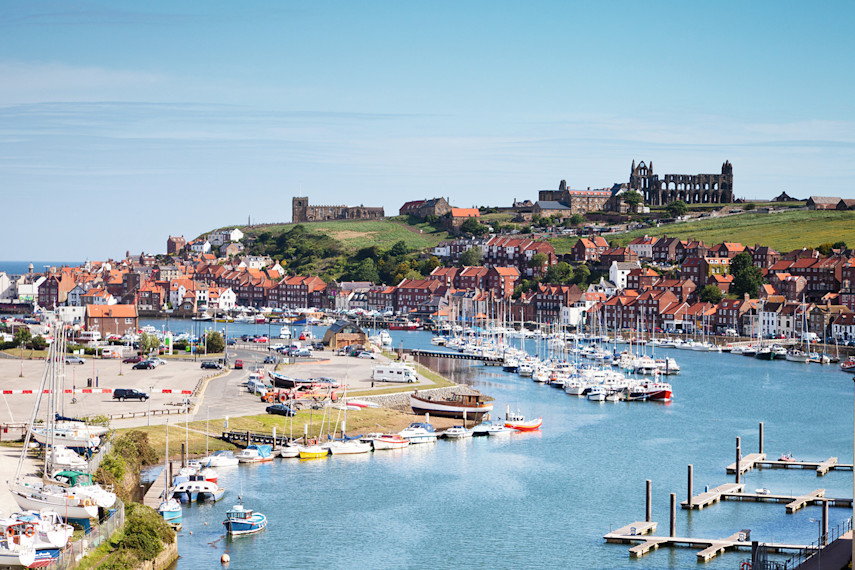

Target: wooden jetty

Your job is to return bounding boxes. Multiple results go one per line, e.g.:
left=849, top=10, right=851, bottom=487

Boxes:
left=408, top=349, right=503, bottom=363
left=604, top=526, right=810, bottom=562
left=144, top=462, right=169, bottom=509
left=222, top=430, right=291, bottom=447
left=750, top=457, right=853, bottom=476
left=726, top=452, right=766, bottom=475
left=681, top=483, right=744, bottom=510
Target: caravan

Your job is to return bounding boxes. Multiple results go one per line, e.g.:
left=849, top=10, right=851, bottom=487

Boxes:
left=372, top=363, right=418, bottom=383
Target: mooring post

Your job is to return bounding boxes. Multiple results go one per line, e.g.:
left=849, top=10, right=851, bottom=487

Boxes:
left=759, top=422, right=764, bottom=455
left=645, top=479, right=652, bottom=522
left=272, top=426, right=277, bottom=450
left=687, top=464, right=693, bottom=508
left=822, top=500, right=829, bottom=546
left=180, top=443, right=185, bottom=468
left=736, top=436, right=742, bottom=484
left=669, top=493, right=676, bottom=537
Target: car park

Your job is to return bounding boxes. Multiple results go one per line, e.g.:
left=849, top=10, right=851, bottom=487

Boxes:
left=113, top=388, right=149, bottom=401
left=123, top=356, right=142, bottom=364
left=132, top=361, right=155, bottom=370
left=64, top=356, right=85, bottom=365
left=201, top=361, right=223, bottom=370
left=265, top=403, right=296, bottom=417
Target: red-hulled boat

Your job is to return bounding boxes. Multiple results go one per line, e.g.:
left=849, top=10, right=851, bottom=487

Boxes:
left=641, top=379, right=672, bottom=402
left=840, top=359, right=855, bottom=373
left=503, top=407, right=542, bottom=432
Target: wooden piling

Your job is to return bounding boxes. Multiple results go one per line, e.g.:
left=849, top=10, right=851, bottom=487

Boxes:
left=646, top=479, right=652, bottom=522
left=759, top=422, right=764, bottom=455
left=822, top=500, right=829, bottom=545
left=687, top=465, right=693, bottom=508
left=736, top=437, right=742, bottom=484
left=180, top=443, right=185, bottom=468
left=670, top=493, right=676, bottom=537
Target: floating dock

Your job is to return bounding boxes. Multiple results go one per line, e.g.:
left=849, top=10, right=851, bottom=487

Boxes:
left=726, top=452, right=766, bottom=475
left=744, top=457, right=853, bottom=477
left=408, top=349, right=503, bottom=363
left=681, top=483, right=744, bottom=510
left=604, top=525, right=810, bottom=562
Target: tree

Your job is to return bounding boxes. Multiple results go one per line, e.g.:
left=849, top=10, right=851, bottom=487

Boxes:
left=528, top=252, right=548, bottom=270
left=205, top=331, right=225, bottom=354
left=543, top=261, right=573, bottom=284
left=351, top=258, right=379, bottom=283
left=388, top=240, right=409, bottom=257
left=13, top=327, right=31, bottom=347
left=31, top=335, right=47, bottom=350
left=419, top=256, right=441, bottom=275
left=521, top=225, right=532, bottom=234
left=460, top=247, right=482, bottom=267
left=817, top=242, right=834, bottom=256
left=139, top=332, right=161, bottom=355
left=569, top=213, right=585, bottom=226
left=665, top=200, right=688, bottom=218
left=729, top=251, right=764, bottom=298
left=622, top=190, right=643, bottom=210
left=460, top=217, right=488, bottom=236
left=572, top=263, right=591, bottom=288
left=698, top=285, right=724, bottom=303
left=743, top=202, right=756, bottom=211
left=492, top=221, right=502, bottom=233
left=833, top=241, right=847, bottom=250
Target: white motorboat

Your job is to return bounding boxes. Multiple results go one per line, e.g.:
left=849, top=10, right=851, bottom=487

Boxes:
left=235, top=444, right=275, bottom=463
left=379, top=330, right=393, bottom=347
left=484, top=422, right=513, bottom=436
left=517, top=363, right=534, bottom=377
left=398, top=422, right=437, bottom=444
left=655, top=358, right=680, bottom=375
left=200, top=450, right=239, bottom=467
left=171, top=479, right=225, bottom=503
left=443, top=426, right=472, bottom=439
left=586, top=386, right=606, bottom=402
left=430, top=336, right=447, bottom=346
left=370, top=434, right=409, bottom=450
left=50, top=470, right=116, bottom=508
left=328, top=439, right=372, bottom=455
left=785, top=349, right=809, bottom=363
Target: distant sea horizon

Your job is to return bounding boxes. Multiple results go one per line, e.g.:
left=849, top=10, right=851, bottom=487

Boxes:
left=0, top=261, right=83, bottom=275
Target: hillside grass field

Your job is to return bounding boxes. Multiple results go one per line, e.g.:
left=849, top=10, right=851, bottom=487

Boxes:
left=243, top=218, right=450, bottom=253
left=549, top=210, right=855, bottom=254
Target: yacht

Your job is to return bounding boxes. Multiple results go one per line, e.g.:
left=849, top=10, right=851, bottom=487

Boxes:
left=443, top=426, right=472, bottom=439
left=200, top=450, right=240, bottom=467
left=398, top=422, right=437, bottom=444
left=327, top=439, right=372, bottom=455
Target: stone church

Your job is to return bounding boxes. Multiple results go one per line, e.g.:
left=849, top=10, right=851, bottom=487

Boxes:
left=292, top=197, right=385, bottom=223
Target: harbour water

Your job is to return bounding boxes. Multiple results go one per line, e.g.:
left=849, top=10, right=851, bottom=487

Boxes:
left=142, top=320, right=855, bottom=569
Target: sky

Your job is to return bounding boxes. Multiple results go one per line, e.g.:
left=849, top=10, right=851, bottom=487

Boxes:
left=1, top=1, right=853, bottom=261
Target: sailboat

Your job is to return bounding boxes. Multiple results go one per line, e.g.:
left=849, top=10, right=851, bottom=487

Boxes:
left=9, top=323, right=100, bottom=521
left=157, top=422, right=182, bottom=523
left=328, top=383, right=371, bottom=455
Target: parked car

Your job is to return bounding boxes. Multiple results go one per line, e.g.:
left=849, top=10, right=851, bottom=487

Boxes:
left=293, top=348, right=312, bottom=357
left=201, top=361, right=223, bottom=370
left=113, top=388, right=149, bottom=401
left=234, top=359, right=244, bottom=369
left=265, top=403, right=296, bottom=417
left=132, top=361, right=155, bottom=370
left=64, top=356, right=85, bottom=365
left=254, top=336, right=269, bottom=343
left=263, top=356, right=277, bottom=364
left=357, top=351, right=376, bottom=359
left=147, top=357, right=167, bottom=366
left=123, top=356, right=142, bottom=364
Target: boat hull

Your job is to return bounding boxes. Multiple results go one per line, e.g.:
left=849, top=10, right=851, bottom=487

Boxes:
left=12, top=491, right=98, bottom=520
left=371, top=437, right=409, bottom=450
left=409, top=395, right=492, bottom=421
left=505, top=418, right=542, bottom=432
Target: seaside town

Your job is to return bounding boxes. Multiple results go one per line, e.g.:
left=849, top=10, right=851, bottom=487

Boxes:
left=3, top=2, right=854, bottom=570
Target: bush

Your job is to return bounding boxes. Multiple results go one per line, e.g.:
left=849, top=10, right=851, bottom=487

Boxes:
left=115, top=503, right=175, bottom=561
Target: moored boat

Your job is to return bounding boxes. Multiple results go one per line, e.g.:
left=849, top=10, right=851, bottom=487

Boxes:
left=236, top=444, right=274, bottom=463
left=371, top=434, right=409, bottom=450
left=443, top=426, right=472, bottom=439
left=398, top=422, right=437, bottom=444
left=409, top=388, right=492, bottom=421
left=297, top=444, right=329, bottom=459
left=503, top=407, right=542, bottom=432
left=224, top=498, right=267, bottom=536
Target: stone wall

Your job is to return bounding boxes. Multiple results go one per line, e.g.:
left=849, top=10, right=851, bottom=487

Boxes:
left=358, top=386, right=468, bottom=411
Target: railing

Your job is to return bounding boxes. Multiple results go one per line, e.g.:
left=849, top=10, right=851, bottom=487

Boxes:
left=745, top=517, right=852, bottom=570
left=47, top=499, right=125, bottom=569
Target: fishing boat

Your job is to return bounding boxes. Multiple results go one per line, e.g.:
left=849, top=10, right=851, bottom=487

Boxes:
left=755, top=346, right=774, bottom=360
left=586, top=386, right=606, bottom=402
left=200, top=450, right=240, bottom=467
left=370, top=434, right=409, bottom=450
left=235, top=444, right=275, bottom=463
left=157, top=497, right=182, bottom=524
left=642, top=379, right=673, bottom=402
left=223, top=498, right=268, bottom=536
left=0, top=537, right=35, bottom=568
left=503, top=407, right=542, bottom=432
left=398, top=422, right=437, bottom=444
left=443, top=426, right=472, bottom=439
left=409, top=388, right=493, bottom=421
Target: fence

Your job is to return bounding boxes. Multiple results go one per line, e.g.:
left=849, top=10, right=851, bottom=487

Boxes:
left=744, top=517, right=852, bottom=570
left=47, top=499, right=125, bottom=570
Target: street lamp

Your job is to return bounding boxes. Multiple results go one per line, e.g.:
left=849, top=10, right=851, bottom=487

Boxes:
left=148, top=385, right=153, bottom=426
left=809, top=517, right=822, bottom=567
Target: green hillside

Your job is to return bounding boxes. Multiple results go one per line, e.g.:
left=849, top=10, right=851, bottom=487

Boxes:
left=241, top=218, right=450, bottom=253
left=550, top=210, right=855, bottom=254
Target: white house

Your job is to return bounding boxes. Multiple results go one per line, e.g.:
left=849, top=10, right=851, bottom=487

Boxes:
left=560, top=306, right=586, bottom=328
left=627, top=235, right=655, bottom=260
left=832, top=313, right=855, bottom=340
left=758, top=301, right=783, bottom=338
left=209, top=228, right=245, bottom=247
left=66, top=284, right=90, bottom=307
left=432, top=244, right=450, bottom=258
left=189, top=240, right=212, bottom=254
left=56, top=306, right=86, bottom=325
left=0, top=272, right=12, bottom=300
left=238, top=255, right=271, bottom=270
left=609, top=261, right=640, bottom=291
left=15, top=276, right=45, bottom=303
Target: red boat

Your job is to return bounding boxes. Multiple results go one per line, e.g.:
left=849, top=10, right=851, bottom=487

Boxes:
left=840, top=359, right=855, bottom=373
left=388, top=320, right=421, bottom=331
left=503, top=407, right=543, bottom=432
left=642, top=380, right=672, bottom=402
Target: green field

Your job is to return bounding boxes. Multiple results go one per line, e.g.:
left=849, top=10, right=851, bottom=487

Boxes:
left=241, top=219, right=450, bottom=253
left=550, top=210, right=855, bottom=254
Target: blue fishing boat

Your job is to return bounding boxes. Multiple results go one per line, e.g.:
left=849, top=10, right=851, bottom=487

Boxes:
left=223, top=498, right=267, bottom=536
left=158, top=497, right=182, bottom=523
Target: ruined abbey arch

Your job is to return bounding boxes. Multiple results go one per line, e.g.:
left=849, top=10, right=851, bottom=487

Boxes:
left=629, top=160, right=733, bottom=205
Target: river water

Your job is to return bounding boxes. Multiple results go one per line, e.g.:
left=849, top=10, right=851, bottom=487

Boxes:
left=140, top=320, right=854, bottom=569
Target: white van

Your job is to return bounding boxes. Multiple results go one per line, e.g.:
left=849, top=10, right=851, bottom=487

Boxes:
left=372, top=363, right=417, bottom=383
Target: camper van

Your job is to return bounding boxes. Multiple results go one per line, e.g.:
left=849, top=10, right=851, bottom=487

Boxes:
left=372, top=363, right=417, bottom=383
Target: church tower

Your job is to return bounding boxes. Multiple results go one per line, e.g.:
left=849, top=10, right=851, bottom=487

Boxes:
left=292, top=197, right=309, bottom=223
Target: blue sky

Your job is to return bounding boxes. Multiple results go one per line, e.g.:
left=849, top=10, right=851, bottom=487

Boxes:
left=1, top=1, right=853, bottom=260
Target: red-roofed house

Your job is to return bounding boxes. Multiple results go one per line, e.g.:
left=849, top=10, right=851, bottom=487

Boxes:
left=486, top=267, right=520, bottom=298
left=85, top=304, right=138, bottom=337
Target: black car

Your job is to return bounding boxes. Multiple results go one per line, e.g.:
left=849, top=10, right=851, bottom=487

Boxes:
left=113, top=388, right=149, bottom=401
left=265, top=403, right=296, bottom=417
left=201, top=361, right=223, bottom=370
left=132, top=361, right=155, bottom=370
left=263, top=356, right=277, bottom=364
